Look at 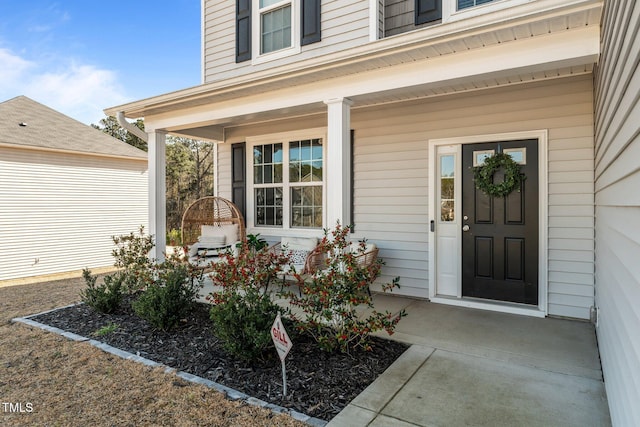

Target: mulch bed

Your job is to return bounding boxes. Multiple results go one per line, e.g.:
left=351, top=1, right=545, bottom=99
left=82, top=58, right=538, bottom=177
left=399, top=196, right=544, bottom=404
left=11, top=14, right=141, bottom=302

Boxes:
left=30, top=295, right=408, bottom=421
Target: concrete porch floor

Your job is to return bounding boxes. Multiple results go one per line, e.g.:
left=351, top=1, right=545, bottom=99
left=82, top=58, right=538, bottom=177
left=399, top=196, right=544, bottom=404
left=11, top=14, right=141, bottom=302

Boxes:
left=199, top=280, right=610, bottom=426
left=328, top=295, right=611, bottom=427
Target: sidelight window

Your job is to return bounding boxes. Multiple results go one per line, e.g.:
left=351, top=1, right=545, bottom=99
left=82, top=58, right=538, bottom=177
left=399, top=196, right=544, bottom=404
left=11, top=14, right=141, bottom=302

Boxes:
left=440, top=154, right=455, bottom=222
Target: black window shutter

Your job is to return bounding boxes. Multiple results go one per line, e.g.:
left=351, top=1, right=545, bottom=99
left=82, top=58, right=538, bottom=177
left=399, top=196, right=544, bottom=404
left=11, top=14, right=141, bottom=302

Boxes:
left=301, top=0, right=321, bottom=46
left=415, top=0, right=442, bottom=25
left=231, top=143, right=247, bottom=220
left=236, top=0, right=251, bottom=62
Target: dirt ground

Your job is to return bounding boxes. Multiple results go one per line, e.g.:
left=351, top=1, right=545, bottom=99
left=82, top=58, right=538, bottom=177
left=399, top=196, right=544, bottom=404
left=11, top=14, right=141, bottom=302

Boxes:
left=0, top=277, right=306, bottom=426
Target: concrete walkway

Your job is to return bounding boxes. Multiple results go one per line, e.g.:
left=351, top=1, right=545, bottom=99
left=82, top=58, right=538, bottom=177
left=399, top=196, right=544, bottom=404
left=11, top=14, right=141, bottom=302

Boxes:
left=328, top=295, right=611, bottom=427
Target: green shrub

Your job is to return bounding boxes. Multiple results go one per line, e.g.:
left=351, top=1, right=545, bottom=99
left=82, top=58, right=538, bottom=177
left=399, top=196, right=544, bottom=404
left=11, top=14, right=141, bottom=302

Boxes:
left=80, top=269, right=123, bottom=314
left=287, top=222, right=407, bottom=354
left=209, top=288, right=281, bottom=361
left=132, top=259, right=203, bottom=331
left=207, top=243, right=293, bottom=361
left=112, top=226, right=155, bottom=292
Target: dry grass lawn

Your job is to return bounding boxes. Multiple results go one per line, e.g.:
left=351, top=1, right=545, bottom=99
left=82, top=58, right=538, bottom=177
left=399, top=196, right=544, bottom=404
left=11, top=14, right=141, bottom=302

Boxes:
left=0, top=277, right=306, bottom=426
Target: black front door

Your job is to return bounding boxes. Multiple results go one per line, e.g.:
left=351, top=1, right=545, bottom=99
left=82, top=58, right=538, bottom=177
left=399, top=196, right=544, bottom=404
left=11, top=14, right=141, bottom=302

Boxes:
left=462, top=139, right=539, bottom=305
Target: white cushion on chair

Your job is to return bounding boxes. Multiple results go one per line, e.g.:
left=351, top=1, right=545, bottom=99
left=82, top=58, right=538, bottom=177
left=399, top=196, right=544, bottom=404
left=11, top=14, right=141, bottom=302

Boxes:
left=198, top=235, right=226, bottom=246
left=281, top=236, right=317, bottom=251
left=188, top=243, right=230, bottom=257
left=288, top=249, right=309, bottom=266
left=278, top=237, right=318, bottom=276
left=201, top=224, right=239, bottom=243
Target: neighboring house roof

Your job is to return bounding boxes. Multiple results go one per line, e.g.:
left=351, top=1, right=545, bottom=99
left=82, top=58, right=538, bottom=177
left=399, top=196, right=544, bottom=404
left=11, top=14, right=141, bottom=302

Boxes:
left=0, top=96, right=146, bottom=160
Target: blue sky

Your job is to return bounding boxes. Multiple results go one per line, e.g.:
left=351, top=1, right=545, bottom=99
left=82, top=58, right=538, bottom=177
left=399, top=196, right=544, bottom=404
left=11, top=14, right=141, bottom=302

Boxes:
left=0, top=1, right=202, bottom=125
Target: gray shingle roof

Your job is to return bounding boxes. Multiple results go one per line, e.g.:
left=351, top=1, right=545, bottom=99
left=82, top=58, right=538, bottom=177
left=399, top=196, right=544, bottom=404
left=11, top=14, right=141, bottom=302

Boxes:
left=0, top=96, right=147, bottom=160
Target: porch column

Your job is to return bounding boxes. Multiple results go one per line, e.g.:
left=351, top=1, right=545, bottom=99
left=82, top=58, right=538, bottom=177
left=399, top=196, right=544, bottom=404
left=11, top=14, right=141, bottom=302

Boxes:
left=148, top=130, right=167, bottom=263
left=324, top=98, right=353, bottom=228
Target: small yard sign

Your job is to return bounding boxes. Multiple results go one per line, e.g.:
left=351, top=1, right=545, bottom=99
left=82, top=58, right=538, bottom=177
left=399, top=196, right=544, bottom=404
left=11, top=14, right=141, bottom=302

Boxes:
left=271, top=312, right=292, bottom=396
left=271, top=312, right=292, bottom=361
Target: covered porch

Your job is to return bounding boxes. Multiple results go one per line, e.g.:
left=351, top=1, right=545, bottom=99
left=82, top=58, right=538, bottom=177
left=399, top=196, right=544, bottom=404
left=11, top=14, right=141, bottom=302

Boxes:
left=105, top=2, right=601, bottom=321
left=331, top=294, right=610, bottom=426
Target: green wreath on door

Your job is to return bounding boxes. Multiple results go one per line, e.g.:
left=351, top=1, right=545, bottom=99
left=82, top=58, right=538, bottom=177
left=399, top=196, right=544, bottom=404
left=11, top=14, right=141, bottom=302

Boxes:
left=472, top=152, right=526, bottom=198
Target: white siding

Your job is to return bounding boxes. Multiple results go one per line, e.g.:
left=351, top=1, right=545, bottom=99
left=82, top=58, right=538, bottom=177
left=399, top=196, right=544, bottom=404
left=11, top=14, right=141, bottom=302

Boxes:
left=594, top=1, right=640, bottom=425
left=203, top=0, right=370, bottom=82
left=215, top=76, right=596, bottom=314
left=351, top=116, right=429, bottom=298
left=0, top=147, right=148, bottom=281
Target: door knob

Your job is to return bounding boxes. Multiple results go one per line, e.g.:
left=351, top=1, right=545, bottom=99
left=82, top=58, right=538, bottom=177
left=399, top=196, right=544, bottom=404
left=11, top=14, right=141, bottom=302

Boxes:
left=462, top=225, right=470, bottom=232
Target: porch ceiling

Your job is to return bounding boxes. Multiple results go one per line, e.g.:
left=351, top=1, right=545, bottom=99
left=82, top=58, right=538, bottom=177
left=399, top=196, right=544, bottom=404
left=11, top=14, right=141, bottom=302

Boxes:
left=169, top=61, right=595, bottom=142
left=105, top=0, right=601, bottom=140
left=350, top=63, right=595, bottom=106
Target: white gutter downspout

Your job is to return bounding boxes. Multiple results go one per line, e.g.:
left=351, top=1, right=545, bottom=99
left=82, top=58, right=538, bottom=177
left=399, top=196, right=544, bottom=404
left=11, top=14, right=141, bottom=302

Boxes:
left=116, top=111, right=148, bottom=142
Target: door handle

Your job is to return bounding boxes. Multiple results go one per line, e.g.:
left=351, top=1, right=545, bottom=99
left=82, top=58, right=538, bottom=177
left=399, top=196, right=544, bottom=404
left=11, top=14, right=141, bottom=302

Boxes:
left=462, top=225, right=470, bottom=232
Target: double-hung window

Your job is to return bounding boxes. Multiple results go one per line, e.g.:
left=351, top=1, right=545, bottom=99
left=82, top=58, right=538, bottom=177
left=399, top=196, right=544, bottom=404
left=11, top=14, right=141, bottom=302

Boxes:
left=252, top=0, right=300, bottom=61
left=416, top=0, right=530, bottom=26
left=457, top=0, right=495, bottom=10
left=253, top=143, right=284, bottom=226
left=237, top=0, right=321, bottom=63
left=289, top=139, right=323, bottom=228
left=250, top=133, right=324, bottom=230
left=259, top=0, right=292, bottom=54
left=447, top=0, right=531, bottom=22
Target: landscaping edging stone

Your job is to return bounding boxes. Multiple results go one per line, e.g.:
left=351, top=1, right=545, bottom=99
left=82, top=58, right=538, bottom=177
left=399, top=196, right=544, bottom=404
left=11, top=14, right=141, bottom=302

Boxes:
left=12, top=308, right=327, bottom=427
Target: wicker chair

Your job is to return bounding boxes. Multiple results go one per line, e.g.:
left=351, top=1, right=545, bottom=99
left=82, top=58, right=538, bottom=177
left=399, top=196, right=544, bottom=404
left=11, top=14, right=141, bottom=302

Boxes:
left=181, top=197, right=246, bottom=270
left=181, top=196, right=245, bottom=247
left=301, top=241, right=379, bottom=296
left=267, top=237, right=320, bottom=294
left=304, top=243, right=379, bottom=275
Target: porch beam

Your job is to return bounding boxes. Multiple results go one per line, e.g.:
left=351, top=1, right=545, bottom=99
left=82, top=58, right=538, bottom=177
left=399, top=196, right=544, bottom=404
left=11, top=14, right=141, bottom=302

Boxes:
left=143, top=25, right=599, bottom=131
left=148, top=130, right=167, bottom=263
left=324, top=98, right=353, bottom=228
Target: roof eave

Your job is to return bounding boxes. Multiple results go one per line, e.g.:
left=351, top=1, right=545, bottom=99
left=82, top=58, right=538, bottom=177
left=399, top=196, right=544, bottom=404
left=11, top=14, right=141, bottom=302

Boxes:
left=0, top=142, right=147, bottom=162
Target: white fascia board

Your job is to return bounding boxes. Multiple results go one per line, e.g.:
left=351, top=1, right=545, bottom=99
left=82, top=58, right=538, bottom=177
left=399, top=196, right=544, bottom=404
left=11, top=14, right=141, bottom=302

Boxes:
left=145, top=26, right=599, bottom=132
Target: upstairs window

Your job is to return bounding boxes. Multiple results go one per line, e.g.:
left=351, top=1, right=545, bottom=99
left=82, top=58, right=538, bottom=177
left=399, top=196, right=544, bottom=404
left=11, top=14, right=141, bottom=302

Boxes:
left=457, top=0, right=496, bottom=10
left=236, top=0, right=322, bottom=63
left=259, top=0, right=292, bottom=54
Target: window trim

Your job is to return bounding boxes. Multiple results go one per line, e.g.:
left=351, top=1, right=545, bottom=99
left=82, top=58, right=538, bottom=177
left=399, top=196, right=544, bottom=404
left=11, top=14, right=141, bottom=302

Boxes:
left=252, top=0, right=301, bottom=64
left=444, top=0, right=533, bottom=23
left=246, top=128, right=327, bottom=237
